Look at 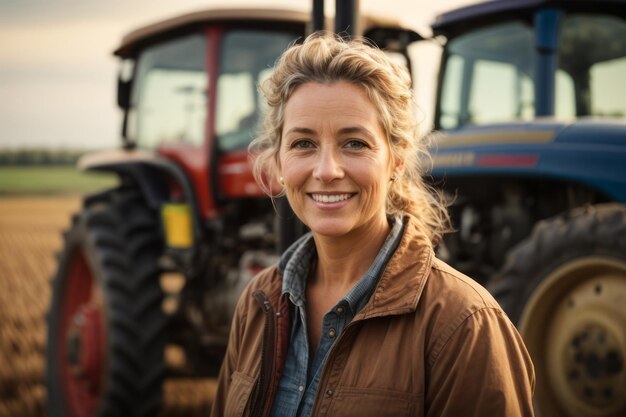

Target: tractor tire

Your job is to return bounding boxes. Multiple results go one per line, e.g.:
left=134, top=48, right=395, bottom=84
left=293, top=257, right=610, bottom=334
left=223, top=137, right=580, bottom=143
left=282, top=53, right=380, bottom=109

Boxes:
left=46, top=187, right=166, bottom=417
left=490, top=204, right=626, bottom=417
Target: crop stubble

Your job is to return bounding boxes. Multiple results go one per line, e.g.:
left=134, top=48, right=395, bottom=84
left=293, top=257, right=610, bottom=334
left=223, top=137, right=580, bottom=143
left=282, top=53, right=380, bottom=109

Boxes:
left=0, top=196, right=215, bottom=416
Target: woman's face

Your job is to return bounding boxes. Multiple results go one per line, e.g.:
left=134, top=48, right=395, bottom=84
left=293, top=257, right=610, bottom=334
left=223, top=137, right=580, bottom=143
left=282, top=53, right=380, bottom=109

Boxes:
left=278, top=81, right=396, bottom=239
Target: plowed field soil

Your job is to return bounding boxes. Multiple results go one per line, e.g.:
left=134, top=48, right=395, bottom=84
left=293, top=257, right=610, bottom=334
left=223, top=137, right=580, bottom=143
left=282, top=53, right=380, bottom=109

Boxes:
left=0, top=196, right=215, bottom=417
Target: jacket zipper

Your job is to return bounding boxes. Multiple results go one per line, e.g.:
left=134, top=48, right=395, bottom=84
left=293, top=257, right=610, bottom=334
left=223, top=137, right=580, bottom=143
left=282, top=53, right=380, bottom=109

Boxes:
left=248, top=290, right=277, bottom=417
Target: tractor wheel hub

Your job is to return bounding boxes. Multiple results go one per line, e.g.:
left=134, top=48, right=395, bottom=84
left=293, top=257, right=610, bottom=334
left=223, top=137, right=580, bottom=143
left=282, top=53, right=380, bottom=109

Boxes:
left=67, top=304, right=104, bottom=392
left=564, top=323, right=623, bottom=407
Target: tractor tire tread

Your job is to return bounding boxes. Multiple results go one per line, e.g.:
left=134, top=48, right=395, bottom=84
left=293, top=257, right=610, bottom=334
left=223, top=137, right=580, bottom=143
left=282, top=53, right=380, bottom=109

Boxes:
left=490, top=203, right=626, bottom=322
left=46, top=186, right=166, bottom=417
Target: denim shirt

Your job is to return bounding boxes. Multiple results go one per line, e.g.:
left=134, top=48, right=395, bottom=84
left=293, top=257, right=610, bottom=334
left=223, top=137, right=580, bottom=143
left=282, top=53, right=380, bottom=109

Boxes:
left=269, top=217, right=404, bottom=417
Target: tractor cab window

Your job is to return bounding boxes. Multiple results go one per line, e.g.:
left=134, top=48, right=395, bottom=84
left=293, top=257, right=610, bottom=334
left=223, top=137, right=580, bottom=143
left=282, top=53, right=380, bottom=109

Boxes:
left=216, top=30, right=296, bottom=151
left=127, top=33, right=207, bottom=148
left=556, top=13, right=626, bottom=119
left=438, top=22, right=536, bottom=130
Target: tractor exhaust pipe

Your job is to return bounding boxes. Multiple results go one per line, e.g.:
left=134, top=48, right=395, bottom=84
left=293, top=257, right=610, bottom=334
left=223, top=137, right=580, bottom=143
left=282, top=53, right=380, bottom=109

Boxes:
left=312, top=0, right=324, bottom=32
left=335, top=0, right=359, bottom=36
left=310, top=0, right=360, bottom=35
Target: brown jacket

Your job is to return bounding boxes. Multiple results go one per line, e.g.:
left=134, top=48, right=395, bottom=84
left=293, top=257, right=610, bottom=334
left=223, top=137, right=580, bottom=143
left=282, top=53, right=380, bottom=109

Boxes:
left=211, top=217, right=535, bottom=417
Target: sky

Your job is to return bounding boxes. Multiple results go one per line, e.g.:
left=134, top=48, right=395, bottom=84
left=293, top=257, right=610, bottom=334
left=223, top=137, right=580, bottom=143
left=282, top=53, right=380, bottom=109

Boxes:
left=0, top=0, right=478, bottom=150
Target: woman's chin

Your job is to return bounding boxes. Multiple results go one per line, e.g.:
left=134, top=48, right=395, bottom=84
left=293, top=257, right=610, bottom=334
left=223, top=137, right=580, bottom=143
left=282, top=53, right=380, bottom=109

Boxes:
left=307, top=220, right=353, bottom=239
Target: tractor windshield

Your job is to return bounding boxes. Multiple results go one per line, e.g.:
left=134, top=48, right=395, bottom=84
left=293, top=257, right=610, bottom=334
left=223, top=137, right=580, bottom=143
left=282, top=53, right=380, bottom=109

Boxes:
left=125, top=28, right=296, bottom=150
left=128, top=32, right=207, bottom=148
left=556, top=13, right=626, bottom=119
left=437, top=21, right=536, bottom=130
left=437, top=12, right=626, bottom=130
left=216, top=29, right=296, bottom=151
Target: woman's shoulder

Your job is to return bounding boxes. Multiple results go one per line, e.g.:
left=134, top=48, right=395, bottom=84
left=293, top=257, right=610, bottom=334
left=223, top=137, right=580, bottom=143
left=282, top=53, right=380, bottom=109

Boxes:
left=421, top=259, right=534, bottom=396
left=392, top=216, right=504, bottom=320
left=426, top=257, right=502, bottom=312
left=411, top=258, right=523, bottom=367
left=237, top=263, right=283, bottom=307
left=420, top=258, right=522, bottom=362
left=244, top=263, right=281, bottom=292
left=230, top=264, right=283, bottom=329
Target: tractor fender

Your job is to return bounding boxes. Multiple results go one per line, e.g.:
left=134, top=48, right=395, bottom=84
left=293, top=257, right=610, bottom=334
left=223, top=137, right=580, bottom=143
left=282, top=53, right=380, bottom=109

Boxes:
left=78, top=148, right=204, bottom=246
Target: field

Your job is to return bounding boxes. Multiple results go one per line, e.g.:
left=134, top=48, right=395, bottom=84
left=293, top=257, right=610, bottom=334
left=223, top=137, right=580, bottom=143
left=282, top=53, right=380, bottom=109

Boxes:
left=0, top=196, right=78, bottom=415
left=0, top=166, right=117, bottom=195
left=0, top=196, right=215, bottom=416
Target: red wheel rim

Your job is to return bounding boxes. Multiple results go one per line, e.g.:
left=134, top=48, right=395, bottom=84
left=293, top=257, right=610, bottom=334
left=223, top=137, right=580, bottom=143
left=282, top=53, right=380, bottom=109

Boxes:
left=58, top=249, right=106, bottom=417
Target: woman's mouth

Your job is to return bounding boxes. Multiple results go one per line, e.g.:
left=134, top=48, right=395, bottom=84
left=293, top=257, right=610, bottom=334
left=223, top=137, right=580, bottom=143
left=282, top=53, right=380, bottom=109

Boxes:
left=310, top=193, right=354, bottom=203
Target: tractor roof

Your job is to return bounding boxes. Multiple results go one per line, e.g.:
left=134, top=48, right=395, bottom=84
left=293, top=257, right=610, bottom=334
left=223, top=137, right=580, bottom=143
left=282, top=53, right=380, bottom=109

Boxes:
left=114, top=8, right=308, bottom=57
left=114, top=7, right=404, bottom=58
left=432, top=0, right=626, bottom=38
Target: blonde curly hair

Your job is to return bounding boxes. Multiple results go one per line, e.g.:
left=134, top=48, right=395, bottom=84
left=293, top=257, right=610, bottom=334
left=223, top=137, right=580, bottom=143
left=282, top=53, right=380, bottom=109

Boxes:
left=250, top=33, right=450, bottom=245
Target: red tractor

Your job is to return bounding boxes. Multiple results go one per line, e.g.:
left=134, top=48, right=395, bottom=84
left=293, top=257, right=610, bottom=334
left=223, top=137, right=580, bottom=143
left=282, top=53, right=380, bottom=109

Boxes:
left=45, top=5, right=418, bottom=416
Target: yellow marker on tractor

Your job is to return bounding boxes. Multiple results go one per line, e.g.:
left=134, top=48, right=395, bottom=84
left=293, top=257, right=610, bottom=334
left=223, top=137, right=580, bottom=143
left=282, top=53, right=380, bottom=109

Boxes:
left=161, top=203, right=193, bottom=249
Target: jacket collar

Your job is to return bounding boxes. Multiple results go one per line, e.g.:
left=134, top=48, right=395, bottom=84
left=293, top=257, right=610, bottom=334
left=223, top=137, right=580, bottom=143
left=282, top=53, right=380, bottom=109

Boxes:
left=272, top=215, right=434, bottom=320
left=278, top=217, right=405, bottom=316
left=356, top=215, right=434, bottom=320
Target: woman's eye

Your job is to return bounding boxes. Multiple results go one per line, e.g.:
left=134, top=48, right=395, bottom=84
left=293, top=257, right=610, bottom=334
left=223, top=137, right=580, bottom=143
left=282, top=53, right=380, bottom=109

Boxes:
left=291, top=139, right=314, bottom=149
left=345, top=140, right=367, bottom=150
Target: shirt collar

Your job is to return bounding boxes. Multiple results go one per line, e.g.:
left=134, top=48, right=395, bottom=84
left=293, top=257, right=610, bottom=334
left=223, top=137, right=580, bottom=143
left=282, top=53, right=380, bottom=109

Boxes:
left=343, top=217, right=404, bottom=314
left=280, top=232, right=316, bottom=306
left=279, top=216, right=404, bottom=312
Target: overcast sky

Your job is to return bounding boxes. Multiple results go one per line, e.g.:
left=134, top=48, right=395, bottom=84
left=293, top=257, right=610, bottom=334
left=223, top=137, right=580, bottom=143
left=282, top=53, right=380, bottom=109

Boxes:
left=0, top=0, right=478, bottom=150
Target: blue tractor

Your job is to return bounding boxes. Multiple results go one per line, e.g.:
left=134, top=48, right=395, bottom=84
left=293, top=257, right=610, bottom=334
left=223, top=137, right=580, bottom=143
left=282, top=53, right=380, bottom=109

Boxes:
left=428, top=0, right=626, bottom=415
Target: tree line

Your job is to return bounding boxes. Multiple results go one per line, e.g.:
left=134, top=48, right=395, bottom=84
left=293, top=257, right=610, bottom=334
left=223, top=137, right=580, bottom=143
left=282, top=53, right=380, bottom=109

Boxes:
left=0, top=149, right=89, bottom=166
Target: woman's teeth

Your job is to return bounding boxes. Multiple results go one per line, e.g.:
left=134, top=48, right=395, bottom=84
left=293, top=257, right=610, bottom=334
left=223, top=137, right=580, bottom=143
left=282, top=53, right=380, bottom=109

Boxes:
left=311, top=194, right=351, bottom=203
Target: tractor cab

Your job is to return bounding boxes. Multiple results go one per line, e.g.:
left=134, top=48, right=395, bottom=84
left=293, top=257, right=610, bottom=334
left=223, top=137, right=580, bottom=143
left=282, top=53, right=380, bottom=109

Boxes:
left=111, top=8, right=418, bottom=218
left=433, top=0, right=626, bottom=130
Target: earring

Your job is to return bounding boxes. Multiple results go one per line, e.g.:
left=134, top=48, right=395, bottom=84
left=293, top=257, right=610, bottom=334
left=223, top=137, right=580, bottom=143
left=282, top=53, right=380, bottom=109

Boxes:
left=279, top=176, right=285, bottom=186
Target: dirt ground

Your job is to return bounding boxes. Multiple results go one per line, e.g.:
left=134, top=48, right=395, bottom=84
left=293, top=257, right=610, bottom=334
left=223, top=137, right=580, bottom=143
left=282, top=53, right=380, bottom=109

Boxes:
left=0, top=196, right=215, bottom=416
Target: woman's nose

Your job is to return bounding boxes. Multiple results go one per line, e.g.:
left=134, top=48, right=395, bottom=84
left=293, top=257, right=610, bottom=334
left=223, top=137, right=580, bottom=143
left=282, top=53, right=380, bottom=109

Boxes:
left=313, top=147, right=344, bottom=183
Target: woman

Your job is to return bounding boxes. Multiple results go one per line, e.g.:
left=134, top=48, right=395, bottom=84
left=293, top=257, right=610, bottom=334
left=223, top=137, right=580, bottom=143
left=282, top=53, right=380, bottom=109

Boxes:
left=211, top=33, right=535, bottom=417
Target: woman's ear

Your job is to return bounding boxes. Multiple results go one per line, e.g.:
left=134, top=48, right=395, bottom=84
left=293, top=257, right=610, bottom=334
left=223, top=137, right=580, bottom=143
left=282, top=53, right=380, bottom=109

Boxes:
left=272, top=150, right=286, bottom=193
left=392, top=157, right=404, bottom=180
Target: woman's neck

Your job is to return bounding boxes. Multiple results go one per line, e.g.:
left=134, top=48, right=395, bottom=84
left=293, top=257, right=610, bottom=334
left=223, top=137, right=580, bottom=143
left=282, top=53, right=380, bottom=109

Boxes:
left=311, top=216, right=391, bottom=291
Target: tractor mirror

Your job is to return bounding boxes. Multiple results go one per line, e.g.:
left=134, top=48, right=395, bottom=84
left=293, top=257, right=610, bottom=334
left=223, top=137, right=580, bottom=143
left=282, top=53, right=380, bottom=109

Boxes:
left=117, top=79, right=131, bottom=109
left=116, top=59, right=134, bottom=109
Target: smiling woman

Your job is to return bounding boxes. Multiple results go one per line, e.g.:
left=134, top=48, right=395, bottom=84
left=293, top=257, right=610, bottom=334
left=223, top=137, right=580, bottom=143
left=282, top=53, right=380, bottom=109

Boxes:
left=278, top=82, right=393, bottom=241
left=211, top=33, right=536, bottom=417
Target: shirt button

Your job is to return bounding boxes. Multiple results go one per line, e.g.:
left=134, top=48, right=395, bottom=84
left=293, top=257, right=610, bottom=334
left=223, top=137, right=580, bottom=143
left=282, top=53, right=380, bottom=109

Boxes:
left=298, top=385, right=304, bottom=392
left=336, top=307, right=344, bottom=314
left=328, top=328, right=336, bottom=338
left=326, top=389, right=334, bottom=396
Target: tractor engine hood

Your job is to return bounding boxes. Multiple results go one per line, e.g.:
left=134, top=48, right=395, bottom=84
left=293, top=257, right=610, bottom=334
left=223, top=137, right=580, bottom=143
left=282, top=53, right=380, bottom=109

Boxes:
left=553, top=119, right=626, bottom=147
left=431, top=120, right=626, bottom=201
left=435, top=119, right=626, bottom=149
